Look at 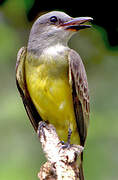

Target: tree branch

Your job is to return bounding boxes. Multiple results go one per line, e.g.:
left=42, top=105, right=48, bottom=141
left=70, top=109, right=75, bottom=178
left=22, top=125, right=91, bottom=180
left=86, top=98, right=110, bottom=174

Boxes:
left=37, top=122, right=84, bottom=180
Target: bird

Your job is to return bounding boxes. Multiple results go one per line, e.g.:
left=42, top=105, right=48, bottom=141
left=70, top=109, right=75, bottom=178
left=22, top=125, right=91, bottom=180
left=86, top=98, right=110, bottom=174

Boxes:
left=16, top=11, right=92, bottom=180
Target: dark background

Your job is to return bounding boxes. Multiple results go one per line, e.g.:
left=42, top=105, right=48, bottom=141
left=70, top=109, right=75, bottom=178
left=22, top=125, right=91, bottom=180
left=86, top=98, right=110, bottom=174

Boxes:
left=0, top=1, right=118, bottom=180
left=27, top=1, right=118, bottom=47
left=1, top=0, right=118, bottom=46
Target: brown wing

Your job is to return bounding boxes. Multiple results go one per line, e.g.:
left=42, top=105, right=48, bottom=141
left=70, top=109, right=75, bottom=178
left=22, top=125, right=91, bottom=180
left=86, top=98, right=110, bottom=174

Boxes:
left=16, top=47, right=42, bottom=131
left=68, top=49, right=90, bottom=146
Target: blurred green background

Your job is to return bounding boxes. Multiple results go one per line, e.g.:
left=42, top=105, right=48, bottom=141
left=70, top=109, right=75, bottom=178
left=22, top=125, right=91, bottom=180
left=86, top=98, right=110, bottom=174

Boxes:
left=0, top=1, right=118, bottom=180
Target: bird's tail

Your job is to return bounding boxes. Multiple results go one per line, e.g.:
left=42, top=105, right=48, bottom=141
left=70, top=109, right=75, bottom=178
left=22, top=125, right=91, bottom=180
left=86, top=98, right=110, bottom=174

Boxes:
left=79, top=162, right=84, bottom=180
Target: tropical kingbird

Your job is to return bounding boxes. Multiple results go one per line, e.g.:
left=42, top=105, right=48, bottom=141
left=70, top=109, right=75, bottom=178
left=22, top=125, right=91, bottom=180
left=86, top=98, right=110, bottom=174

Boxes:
left=16, top=11, right=92, bottom=180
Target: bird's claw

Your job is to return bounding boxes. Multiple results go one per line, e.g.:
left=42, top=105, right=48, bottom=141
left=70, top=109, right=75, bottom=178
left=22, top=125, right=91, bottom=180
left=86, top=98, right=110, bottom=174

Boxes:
left=60, top=141, right=72, bottom=149
left=37, top=121, right=47, bottom=141
left=59, top=128, right=72, bottom=149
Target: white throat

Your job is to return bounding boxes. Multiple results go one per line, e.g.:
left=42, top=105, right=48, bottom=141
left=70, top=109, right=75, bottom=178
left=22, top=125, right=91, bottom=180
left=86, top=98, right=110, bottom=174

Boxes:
left=43, top=43, right=69, bottom=57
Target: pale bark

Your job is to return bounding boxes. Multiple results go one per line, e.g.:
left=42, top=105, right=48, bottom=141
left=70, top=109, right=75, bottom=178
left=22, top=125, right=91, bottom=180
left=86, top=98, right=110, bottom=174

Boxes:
left=37, top=122, right=84, bottom=180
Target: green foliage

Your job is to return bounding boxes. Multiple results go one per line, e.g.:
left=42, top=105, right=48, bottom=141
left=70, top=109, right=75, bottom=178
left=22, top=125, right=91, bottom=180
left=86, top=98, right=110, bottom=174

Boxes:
left=0, top=1, right=118, bottom=179
left=0, top=22, right=20, bottom=64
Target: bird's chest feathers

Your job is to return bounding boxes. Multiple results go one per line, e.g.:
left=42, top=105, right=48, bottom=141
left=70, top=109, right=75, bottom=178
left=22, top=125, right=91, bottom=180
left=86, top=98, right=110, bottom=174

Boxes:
left=25, top=45, right=77, bottom=141
left=27, top=44, right=69, bottom=77
left=26, top=44, right=70, bottom=94
left=41, top=44, right=69, bottom=73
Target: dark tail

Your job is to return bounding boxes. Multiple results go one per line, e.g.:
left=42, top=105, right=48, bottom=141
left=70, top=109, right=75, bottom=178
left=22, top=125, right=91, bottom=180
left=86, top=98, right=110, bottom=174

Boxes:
left=79, top=162, right=84, bottom=180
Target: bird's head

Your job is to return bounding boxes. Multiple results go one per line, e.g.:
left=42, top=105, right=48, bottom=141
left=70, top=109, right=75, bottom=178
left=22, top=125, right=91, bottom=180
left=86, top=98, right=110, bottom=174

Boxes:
left=28, top=11, right=93, bottom=54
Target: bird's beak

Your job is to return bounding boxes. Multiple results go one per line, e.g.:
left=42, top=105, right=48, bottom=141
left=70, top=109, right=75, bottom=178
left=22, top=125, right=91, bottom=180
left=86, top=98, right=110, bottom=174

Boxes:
left=60, top=17, right=93, bottom=31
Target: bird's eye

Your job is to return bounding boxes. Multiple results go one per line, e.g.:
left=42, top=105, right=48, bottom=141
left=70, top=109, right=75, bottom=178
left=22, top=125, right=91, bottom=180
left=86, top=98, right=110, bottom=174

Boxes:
left=50, top=16, right=58, bottom=23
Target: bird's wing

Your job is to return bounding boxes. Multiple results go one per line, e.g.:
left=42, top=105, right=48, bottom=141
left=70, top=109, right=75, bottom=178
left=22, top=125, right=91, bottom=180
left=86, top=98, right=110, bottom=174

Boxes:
left=16, top=47, right=42, bottom=131
left=68, top=49, right=90, bottom=146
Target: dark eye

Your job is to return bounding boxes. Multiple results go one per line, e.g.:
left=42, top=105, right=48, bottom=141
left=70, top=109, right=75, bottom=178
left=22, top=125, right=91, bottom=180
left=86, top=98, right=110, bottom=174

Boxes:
left=50, top=16, right=58, bottom=23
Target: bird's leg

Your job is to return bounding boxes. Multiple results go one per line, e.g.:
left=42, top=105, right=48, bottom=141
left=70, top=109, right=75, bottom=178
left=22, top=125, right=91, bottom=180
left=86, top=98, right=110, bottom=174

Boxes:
left=60, top=127, right=72, bottom=149
left=67, top=127, right=72, bottom=144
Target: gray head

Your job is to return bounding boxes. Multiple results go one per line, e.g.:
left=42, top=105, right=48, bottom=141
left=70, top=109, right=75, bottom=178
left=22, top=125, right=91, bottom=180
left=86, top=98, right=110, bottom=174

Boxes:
left=28, top=11, right=92, bottom=55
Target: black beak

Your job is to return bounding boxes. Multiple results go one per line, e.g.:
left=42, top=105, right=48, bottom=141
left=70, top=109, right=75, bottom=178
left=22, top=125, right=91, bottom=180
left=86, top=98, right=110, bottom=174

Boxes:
left=61, top=17, right=93, bottom=31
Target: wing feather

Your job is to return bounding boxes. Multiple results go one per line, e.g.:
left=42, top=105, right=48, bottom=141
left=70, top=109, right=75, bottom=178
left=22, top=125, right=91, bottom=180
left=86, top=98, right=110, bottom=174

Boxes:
left=16, top=47, right=42, bottom=131
left=68, top=49, right=90, bottom=146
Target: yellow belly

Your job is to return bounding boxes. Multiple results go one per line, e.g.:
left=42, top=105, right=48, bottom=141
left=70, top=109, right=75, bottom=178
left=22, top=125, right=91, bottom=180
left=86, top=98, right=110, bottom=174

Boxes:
left=25, top=59, right=80, bottom=144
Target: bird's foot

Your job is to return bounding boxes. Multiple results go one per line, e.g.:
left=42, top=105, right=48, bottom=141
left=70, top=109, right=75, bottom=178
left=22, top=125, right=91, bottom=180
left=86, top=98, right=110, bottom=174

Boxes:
left=37, top=121, right=48, bottom=141
left=60, top=128, right=72, bottom=149
left=60, top=141, right=71, bottom=149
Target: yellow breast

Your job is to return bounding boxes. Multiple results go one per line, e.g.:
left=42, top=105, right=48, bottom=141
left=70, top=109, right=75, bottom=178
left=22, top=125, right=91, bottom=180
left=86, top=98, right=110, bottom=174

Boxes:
left=25, top=54, right=80, bottom=143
